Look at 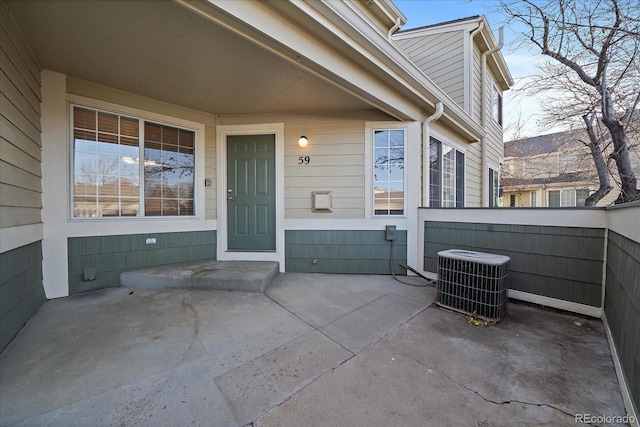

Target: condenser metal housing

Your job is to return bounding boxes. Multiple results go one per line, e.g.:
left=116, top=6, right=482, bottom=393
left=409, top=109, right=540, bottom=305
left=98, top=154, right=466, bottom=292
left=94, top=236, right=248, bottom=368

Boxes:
left=436, top=249, right=510, bottom=322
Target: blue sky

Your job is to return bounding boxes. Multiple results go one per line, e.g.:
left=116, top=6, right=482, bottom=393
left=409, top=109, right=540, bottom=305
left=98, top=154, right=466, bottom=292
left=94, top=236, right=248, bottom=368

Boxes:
left=394, top=0, right=535, bottom=75
left=393, top=0, right=551, bottom=139
left=395, top=0, right=506, bottom=29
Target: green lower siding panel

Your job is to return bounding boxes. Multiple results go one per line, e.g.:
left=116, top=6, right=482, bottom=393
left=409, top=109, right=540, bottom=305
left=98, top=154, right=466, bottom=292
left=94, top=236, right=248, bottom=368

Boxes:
left=604, top=231, right=640, bottom=414
left=68, top=231, right=216, bottom=294
left=423, top=221, right=605, bottom=307
left=285, top=230, right=407, bottom=274
left=0, top=241, right=46, bottom=352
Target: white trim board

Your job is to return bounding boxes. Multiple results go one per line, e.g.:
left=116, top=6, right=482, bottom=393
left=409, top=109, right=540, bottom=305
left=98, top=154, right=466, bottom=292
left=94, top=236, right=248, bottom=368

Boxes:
left=420, top=207, right=607, bottom=229
left=602, top=314, right=640, bottom=427
left=508, top=289, right=601, bottom=318
left=284, top=218, right=409, bottom=231
left=0, top=224, right=43, bottom=253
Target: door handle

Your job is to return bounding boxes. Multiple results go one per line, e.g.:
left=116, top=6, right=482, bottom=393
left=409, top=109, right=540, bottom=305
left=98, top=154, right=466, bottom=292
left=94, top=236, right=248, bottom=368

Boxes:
left=227, top=196, right=235, bottom=201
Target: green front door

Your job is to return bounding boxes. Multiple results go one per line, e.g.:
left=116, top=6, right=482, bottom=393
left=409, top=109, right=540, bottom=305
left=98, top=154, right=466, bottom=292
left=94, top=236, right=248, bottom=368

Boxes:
left=227, top=134, right=276, bottom=251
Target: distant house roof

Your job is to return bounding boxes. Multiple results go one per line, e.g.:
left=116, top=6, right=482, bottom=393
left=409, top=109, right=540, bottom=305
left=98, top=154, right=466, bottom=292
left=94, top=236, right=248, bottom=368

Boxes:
left=395, top=15, right=480, bottom=34
left=504, top=130, right=585, bottom=157
left=501, top=171, right=597, bottom=188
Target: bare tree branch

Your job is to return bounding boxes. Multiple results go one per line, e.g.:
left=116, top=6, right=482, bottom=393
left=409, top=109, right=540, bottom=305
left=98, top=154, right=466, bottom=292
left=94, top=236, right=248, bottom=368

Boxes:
left=501, top=0, right=640, bottom=204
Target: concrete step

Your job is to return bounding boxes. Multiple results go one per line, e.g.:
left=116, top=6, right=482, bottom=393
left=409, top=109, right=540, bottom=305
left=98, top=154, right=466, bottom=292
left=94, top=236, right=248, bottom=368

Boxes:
left=120, top=260, right=279, bottom=293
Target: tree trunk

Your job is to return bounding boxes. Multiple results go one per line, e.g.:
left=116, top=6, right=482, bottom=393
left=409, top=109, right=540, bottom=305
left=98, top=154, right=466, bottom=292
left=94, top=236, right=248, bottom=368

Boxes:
left=602, top=118, right=640, bottom=203
left=584, top=142, right=612, bottom=206
left=583, top=114, right=612, bottom=206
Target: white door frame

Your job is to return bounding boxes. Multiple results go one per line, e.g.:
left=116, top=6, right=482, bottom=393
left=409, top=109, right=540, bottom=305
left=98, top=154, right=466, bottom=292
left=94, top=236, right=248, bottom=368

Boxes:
left=216, top=123, right=285, bottom=271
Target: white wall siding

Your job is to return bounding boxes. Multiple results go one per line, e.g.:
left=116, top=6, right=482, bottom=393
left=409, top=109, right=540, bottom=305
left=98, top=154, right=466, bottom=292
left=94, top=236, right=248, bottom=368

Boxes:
left=0, top=3, right=42, bottom=233
left=484, top=69, right=505, bottom=167
left=219, top=114, right=375, bottom=219
left=465, top=142, right=482, bottom=206
left=472, top=44, right=482, bottom=124
left=63, top=79, right=393, bottom=223
left=204, top=125, right=216, bottom=219
left=285, top=121, right=365, bottom=219
left=396, top=31, right=465, bottom=108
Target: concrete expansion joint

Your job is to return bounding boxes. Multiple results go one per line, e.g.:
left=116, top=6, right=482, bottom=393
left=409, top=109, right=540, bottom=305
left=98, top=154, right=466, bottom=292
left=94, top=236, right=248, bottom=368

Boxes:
left=263, top=293, right=355, bottom=357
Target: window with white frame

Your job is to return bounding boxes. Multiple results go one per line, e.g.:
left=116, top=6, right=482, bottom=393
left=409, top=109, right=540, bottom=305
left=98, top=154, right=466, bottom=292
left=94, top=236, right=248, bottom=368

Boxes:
left=373, top=129, right=405, bottom=215
left=429, top=137, right=464, bottom=207
left=548, top=189, right=590, bottom=207
left=488, top=167, right=500, bottom=207
left=562, top=154, right=578, bottom=172
left=491, top=84, right=503, bottom=126
left=576, top=188, right=589, bottom=206
left=72, top=106, right=195, bottom=218
left=531, top=191, right=537, bottom=207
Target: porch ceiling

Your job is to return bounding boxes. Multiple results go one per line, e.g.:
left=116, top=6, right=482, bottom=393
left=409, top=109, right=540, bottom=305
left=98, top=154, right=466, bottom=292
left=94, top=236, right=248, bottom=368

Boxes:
left=5, top=0, right=379, bottom=116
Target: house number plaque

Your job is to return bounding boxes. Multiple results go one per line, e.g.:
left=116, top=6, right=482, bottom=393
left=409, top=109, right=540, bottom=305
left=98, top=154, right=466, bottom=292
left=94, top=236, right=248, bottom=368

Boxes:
left=298, top=156, right=311, bottom=165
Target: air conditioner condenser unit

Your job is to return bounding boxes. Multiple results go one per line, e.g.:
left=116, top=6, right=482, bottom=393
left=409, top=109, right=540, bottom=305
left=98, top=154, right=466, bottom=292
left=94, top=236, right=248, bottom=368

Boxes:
left=436, top=249, right=510, bottom=322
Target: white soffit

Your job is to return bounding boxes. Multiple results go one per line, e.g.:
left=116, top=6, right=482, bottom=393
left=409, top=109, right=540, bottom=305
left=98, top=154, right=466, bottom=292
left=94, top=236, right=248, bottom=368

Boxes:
left=4, top=0, right=378, bottom=116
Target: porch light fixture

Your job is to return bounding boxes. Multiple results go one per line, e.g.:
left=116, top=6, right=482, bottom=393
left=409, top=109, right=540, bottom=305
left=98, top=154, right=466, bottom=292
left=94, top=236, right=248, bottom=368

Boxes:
left=298, top=136, right=309, bottom=148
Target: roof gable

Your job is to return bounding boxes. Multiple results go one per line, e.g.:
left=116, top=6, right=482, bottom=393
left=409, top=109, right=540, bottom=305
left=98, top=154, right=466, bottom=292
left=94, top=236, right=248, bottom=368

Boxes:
left=395, top=15, right=481, bottom=35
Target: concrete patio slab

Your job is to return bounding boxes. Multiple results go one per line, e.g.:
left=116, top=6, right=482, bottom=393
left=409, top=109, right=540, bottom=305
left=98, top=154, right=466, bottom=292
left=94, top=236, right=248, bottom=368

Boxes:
left=215, top=329, right=352, bottom=425
left=255, top=341, right=572, bottom=427
left=265, top=273, right=433, bottom=327
left=9, top=358, right=237, bottom=427
left=255, top=302, right=628, bottom=427
left=381, top=301, right=624, bottom=414
left=181, top=290, right=312, bottom=371
left=0, top=288, right=207, bottom=425
left=0, top=273, right=629, bottom=427
left=319, top=293, right=427, bottom=353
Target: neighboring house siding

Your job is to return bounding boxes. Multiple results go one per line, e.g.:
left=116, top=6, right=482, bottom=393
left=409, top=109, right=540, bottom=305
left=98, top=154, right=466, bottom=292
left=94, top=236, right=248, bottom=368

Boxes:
left=605, top=230, right=640, bottom=414
left=502, top=128, right=639, bottom=207
left=0, top=4, right=46, bottom=352
left=395, top=31, right=465, bottom=108
left=423, top=221, right=605, bottom=307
